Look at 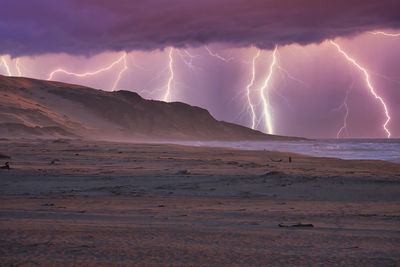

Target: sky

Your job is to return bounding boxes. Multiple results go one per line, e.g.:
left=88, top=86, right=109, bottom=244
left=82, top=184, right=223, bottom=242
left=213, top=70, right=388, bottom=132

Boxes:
left=1, top=0, right=400, bottom=139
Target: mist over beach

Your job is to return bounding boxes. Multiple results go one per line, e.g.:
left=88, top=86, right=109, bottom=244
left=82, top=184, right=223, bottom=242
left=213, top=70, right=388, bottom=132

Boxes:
left=1, top=1, right=400, bottom=266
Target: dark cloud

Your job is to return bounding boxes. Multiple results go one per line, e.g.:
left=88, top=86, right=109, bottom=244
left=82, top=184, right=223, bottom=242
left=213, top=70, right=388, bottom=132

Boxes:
left=1, top=0, right=400, bottom=56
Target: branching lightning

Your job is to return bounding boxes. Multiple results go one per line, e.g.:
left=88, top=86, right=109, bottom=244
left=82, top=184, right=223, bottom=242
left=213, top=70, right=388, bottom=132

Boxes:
left=0, top=57, right=23, bottom=77
left=1, top=57, right=12, bottom=76
left=205, top=46, right=233, bottom=62
left=177, top=49, right=198, bottom=70
left=111, top=53, right=128, bottom=91
left=259, top=46, right=278, bottom=134
left=245, top=50, right=261, bottom=129
left=370, top=31, right=400, bottom=37
left=1, top=32, right=397, bottom=139
left=47, top=52, right=128, bottom=91
left=162, top=48, right=175, bottom=102
left=277, top=65, right=309, bottom=88
left=330, top=40, right=391, bottom=138
left=15, top=58, right=22, bottom=76
left=336, top=89, right=350, bottom=139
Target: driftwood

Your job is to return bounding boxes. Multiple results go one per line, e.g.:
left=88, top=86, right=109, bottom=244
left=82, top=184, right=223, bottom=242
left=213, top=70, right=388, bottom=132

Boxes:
left=50, top=159, right=60, bottom=165
left=262, top=171, right=281, bottom=176
left=279, top=223, right=314, bottom=228
left=1, top=162, right=10, bottom=170
left=270, top=158, right=282, bottom=162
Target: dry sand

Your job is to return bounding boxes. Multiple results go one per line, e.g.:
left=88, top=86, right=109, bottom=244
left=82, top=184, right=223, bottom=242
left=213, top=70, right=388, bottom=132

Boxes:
left=1, top=75, right=301, bottom=141
left=0, top=139, right=399, bottom=266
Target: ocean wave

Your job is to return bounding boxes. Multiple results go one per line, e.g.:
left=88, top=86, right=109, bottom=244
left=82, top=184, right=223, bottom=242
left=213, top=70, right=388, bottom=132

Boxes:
left=173, top=139, right=400, bottom=163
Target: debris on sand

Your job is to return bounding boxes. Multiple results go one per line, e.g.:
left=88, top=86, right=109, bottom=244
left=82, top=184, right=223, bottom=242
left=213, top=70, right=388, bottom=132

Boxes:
left=279, top=223, right=314, bottom=228
left=177, top=169, right=191, bottom=175
left=50, top=159, right=60, bottom=165
left=1, top=162, right=10, bottom=170
left=263, top=171, right=281, bottom=176
left=52, top=139, right=70, bottom=144
left=270, top=158, right=282, bottom=162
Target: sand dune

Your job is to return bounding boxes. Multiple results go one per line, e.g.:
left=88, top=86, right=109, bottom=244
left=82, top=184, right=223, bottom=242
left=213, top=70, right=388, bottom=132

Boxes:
left=0, top=75, right=302, bottom=141
left=2, top=76, right=398, bottom=265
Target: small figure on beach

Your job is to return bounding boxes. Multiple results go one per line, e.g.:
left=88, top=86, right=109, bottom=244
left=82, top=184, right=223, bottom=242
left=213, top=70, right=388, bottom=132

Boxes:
left=1, top=162, right=10, bottom=170
left=289, top=157, right=292, bottom=163
left=177, top=169, right=191, bottom=175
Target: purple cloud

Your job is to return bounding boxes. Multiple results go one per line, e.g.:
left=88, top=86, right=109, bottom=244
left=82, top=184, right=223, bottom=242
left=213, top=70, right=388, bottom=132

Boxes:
left=1, top=0, right=400, bottom=56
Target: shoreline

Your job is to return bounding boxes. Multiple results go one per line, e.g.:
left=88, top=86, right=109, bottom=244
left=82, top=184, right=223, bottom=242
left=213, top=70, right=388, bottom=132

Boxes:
left=0, top=139, right=399, bottom=265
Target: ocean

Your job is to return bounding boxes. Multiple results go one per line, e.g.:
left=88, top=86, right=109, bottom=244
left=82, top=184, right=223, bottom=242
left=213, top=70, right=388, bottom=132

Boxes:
left=175, top=139, right=400, bottom=163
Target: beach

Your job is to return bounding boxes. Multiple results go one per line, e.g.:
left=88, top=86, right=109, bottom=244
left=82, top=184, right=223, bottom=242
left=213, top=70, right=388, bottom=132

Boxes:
left=0, top=139, right=399, bottom=266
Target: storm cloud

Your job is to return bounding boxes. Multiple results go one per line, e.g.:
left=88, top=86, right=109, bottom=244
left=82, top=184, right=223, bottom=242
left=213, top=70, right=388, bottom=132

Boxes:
left=1, top=0, right=400, bottom=56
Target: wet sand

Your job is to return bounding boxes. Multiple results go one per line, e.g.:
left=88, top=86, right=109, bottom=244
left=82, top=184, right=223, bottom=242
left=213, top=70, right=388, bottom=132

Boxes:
left=0, top=139, right=399, bottom=266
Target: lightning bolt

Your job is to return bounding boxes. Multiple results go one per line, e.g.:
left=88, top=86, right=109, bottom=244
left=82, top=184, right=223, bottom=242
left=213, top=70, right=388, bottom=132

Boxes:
left=47, top=52, right=128, bottom=91
left=258, top=46, right=278, bottom=134
left=15, top=58, right=22, bottom=76
left=370, top=31, right=400, bottom=37
left=205, top=46, right=233, bottom=62
left=1, top=57, right=12, bottom=76
left=277, top=65, right=309, bottom=88
left=272, top=50, right=308, bottom=108
left=336, top=89, right=350, bottom=139
left=330, top=40, right=391, bottom=138
left=245, top=49, right=261, bottom=129
left=163, top=48, right=175, bottom=102
left=177, top=49, right=198, bottom=70
left=111, top=53, right=128, bottom=91
left=0, top=56, right=23, bottom=77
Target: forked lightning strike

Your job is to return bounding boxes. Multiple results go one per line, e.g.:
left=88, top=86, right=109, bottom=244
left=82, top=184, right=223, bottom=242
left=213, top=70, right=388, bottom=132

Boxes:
left=370, top=31, right=400, bottom=37
left=163, top=48, right=175, bottom=102
left=0, top=57, right=23, bottom=76
left=1, top=57, right=12, bottom=76
left=330, top=40, right=391, bottom=138
left=111, top=54, right=128, bottom=91
left=48, top=52, right=128, bottom=91
left=177, top=49, right=197, bottom=69
left=15, top=58, right=22, bottom=76
left=245, top=50, right=261, bottom=129
left=245, top=47, right=305, bottom=132
left=336, top=90, right=350, bottom=139
left=205, top=46, right=232, bottom=62
left=259, top=46, right=278, bottom=134
left=277, top=65, right=309, bottom=88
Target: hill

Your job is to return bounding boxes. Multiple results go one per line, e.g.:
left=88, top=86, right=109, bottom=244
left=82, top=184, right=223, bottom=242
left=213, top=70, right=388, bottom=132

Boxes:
left=0, top=75, right=303, bottom=141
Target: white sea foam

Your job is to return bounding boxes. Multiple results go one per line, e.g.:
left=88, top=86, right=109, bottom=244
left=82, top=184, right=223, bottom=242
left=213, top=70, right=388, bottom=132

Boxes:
left=173, top=139, right=400, bottom=163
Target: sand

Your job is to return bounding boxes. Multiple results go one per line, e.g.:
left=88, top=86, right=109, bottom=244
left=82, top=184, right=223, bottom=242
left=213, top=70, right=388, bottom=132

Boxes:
left=0, top=139, right=399, bottom=266
left=0, top=75, right=302, bottom=141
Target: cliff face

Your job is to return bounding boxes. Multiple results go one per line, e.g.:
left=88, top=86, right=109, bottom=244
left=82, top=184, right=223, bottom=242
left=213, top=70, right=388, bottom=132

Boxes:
left=0, top=75, right=301, bottom=141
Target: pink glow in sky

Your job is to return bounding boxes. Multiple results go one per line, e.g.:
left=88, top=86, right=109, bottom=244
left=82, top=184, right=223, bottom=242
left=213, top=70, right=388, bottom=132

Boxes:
left=1, top=1, right=400, bottom=139
left=2, top=32, right=399, bottom=139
